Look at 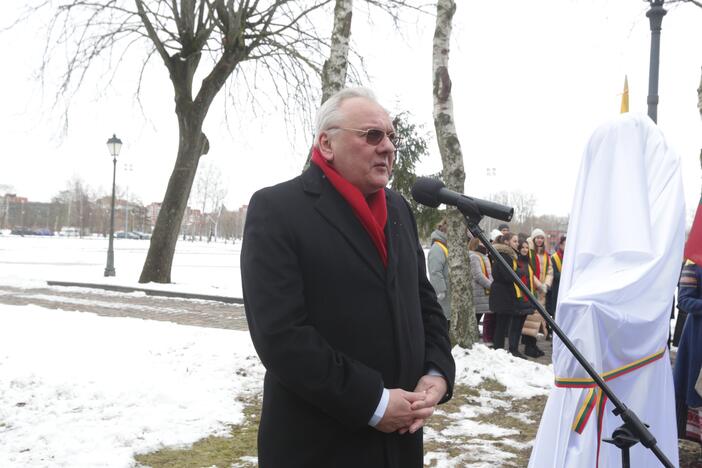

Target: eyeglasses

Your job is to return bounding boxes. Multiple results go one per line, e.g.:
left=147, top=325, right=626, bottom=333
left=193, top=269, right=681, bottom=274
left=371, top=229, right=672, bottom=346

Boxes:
left=330, top=127, right=400, bottom=147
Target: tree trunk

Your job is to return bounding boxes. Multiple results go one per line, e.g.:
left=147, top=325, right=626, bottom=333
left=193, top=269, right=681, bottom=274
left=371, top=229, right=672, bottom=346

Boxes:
left=432, top=0, right=477, bottom=348
left=320, top=0, right=353, bottom=104
left=139, top=109, right=208, bottom=283
left=303, top=0, right=353, bottom=170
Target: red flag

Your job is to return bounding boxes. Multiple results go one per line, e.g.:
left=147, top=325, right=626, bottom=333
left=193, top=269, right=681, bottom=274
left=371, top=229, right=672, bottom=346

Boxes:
left=685, top=197, right=702, bottom=265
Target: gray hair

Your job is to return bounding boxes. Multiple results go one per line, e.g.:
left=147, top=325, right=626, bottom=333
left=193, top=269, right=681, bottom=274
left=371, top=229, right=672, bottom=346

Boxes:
left=314, top=87, right=383, bottom=147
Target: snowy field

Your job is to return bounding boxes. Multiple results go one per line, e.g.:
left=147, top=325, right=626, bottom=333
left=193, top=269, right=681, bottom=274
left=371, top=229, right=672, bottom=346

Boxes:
left=0, top=235, right=243, bottom=297
left=0, top=306, right=263, bottom=467
left=0, top=235, right=555, bottom=467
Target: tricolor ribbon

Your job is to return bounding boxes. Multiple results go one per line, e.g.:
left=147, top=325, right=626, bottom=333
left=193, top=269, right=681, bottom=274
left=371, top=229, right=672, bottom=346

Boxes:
left=552, top=251, right=563, bottom=273
left=554, top=348, right=666, bottom=467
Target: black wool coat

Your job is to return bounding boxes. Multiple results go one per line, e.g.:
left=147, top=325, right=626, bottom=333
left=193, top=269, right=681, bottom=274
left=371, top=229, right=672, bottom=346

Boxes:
left=489, top=243, right=519, bottom=315
left=514, top=255, right=535, bottom=316
left=240, top=165, right=455, bottom=468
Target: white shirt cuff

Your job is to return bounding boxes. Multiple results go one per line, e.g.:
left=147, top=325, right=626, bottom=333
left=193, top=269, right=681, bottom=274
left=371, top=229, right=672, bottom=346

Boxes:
left=368, top=388, right=390, bottom=427
left=427, top=367, right=444, bottom=378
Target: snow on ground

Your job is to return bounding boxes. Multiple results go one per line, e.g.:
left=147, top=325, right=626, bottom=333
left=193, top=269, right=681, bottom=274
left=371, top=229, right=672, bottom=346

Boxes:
left=0, top=235, right=243, bottom=297
left=422, top=344, right=553, bottom=467
left=0, top=305, right=264, bottom=467
left=453, top=344, right=553, bottom=399
left=0, top=304, right=556, bottom=467
left=0, top=235, right=557, bottom=467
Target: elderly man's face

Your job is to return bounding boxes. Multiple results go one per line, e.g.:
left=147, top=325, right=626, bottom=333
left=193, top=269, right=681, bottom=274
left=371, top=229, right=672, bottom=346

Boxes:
left=318, top=97, right=395, bottom=196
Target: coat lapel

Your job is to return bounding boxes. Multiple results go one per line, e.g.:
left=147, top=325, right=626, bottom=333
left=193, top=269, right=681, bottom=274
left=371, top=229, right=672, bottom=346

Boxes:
left=305, top=167, right=386, bottom=282
left=385, top=194, right=401, bottom=287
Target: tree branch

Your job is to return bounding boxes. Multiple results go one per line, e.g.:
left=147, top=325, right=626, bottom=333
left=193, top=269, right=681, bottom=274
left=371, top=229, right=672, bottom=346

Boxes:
left=135, top=0, right=174, bottom=72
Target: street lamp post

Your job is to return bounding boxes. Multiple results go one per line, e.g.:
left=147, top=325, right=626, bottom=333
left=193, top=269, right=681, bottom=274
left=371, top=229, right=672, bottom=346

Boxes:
left=646, top=0, right=667, bottom=123
left=104, top=134, right=122, bottom=277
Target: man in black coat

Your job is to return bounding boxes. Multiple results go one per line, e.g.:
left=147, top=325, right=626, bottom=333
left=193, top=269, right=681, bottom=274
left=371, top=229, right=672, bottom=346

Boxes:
left=241, top=87, right=455, bottom=468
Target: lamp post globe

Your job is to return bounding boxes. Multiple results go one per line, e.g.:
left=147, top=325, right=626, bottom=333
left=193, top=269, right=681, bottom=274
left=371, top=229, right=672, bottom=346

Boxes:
left=104, top=134, right=122, bottom=277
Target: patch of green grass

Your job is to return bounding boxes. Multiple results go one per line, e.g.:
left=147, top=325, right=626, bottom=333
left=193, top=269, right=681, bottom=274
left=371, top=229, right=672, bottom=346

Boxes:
left=135, top=398, right=260, bottom=468
left=134, top=379, right=547, bottom=468
left=473, top=393, right=546, bottom=466
left=424, top=380, right=546, bottom=467
left=424, top=381, right=504, bottom=464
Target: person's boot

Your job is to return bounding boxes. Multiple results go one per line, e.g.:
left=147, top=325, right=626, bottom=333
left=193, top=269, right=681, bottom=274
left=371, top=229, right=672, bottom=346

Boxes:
left=526, top=343, right=546, bottom=357
left=524, top=345, right=538, bottom=358
left=510, top=349, right=527, bottom=359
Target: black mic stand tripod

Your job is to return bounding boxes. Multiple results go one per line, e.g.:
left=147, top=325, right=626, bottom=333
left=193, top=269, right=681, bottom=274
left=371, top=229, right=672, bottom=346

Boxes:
left=458, top=204, right=674, bottom=468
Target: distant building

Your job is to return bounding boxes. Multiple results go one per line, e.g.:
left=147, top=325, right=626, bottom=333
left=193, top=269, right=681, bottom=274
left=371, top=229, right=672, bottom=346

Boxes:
left=1, top=194, right=29, bottom=230
left=146, top=202, right=161, bottom=231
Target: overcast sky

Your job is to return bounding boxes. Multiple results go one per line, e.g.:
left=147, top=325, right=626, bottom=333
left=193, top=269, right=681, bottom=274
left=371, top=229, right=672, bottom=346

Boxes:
left=2, top=0, right=702, bottom=217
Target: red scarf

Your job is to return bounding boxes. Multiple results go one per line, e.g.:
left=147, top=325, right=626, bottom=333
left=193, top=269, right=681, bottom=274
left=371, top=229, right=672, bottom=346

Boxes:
left=311, top=147, right=388, bottom=267
left=517, top=256, right=534, bottom=303
left=532, top=250, right=546, bottom=279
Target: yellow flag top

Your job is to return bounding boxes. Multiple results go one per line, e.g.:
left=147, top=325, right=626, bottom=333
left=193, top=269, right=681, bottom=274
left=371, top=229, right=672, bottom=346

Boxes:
left=620, top=75, right=629, bottom=113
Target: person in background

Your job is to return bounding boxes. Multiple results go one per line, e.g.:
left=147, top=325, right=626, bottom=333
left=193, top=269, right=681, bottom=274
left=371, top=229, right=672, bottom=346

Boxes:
left=498, top=223, right=510, bottom=237
left=521, top=228, right=551, bottom=357
left=545, top=235, right=566, bottom=334
left=529, top=229, right=553, bottom=299
left=468, top=237, right=494, bottom=343
left=490, top=232, right=528, bottom=358
left=673, top=260, right=702, bottom=442
left=428, top=220, right=450, bottom=323
left=517, top=232, right=528, bottom=245
left=489, top=229, right=502, bottom=243
left=672, top=260, right=688, bottom=348
left=513, top=239, right=539, bottom=359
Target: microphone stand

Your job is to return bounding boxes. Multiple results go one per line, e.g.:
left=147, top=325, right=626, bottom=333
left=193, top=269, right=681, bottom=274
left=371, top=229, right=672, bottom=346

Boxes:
left=458, top=205, right=674, bottom=468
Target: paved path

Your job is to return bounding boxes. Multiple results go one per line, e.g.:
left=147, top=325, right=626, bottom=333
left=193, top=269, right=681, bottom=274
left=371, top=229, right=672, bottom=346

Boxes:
left=1, top=283, right=559, bottom=364
left=0, top=284, right=248, bottom=331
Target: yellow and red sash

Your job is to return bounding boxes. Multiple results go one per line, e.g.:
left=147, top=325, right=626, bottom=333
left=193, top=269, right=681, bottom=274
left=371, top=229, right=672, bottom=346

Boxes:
left=529, top=250, right=549, bottom=281
left=434, top=240, right=448, bottom=258
left=537, top=252, right=548, bottom=282
left=477, top=255, right=490, bottom=294
left=552, top=251, right=563, bottom=273
left=512, top=258, right=534, bottom=300
left=554, top=348, right=666, bottom=467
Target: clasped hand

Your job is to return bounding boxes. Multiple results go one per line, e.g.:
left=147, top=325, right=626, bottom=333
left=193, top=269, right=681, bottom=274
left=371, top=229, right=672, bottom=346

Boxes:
left=375, top=375, right=447, bottom=435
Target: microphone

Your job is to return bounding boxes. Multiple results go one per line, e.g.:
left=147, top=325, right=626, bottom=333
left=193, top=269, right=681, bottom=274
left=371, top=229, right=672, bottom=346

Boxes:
left=411, top=177, right=514, bottom=222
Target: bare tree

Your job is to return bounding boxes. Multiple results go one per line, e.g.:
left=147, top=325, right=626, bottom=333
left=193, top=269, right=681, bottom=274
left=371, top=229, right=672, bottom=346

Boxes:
left=191, top=161, right=227, bottom=239
left=321, top=0, right=354, bottom=104
left=27, top=0, right=334, bottom=282
left=489, top=191, right=536, bottom=228
left=301, top=0, right=431, bottom=169
left=432, top=0, right=477, bottom=347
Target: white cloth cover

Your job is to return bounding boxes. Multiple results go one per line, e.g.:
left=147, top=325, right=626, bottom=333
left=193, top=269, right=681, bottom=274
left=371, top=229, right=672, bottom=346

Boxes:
left=529, top=114, right=684, bottom=468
